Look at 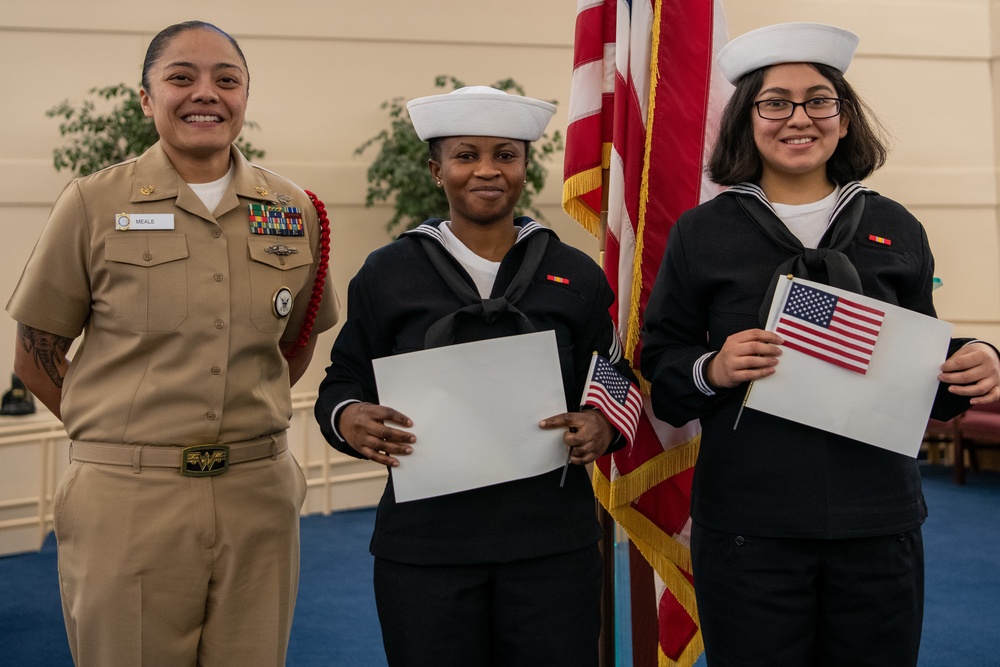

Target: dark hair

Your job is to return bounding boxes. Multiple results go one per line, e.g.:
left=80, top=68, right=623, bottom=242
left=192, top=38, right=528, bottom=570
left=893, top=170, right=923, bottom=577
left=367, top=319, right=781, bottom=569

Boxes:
left=428, top=137, right=445, bottom=163
left=427, top=137, right=531, bottom=163
left=708, top=63, right=888, bottom=186
left=141, top=21, right=249, bottom=93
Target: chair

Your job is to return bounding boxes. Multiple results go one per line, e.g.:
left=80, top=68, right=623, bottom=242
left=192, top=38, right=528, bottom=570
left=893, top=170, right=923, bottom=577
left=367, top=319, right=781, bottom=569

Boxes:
left=953, top=401, right=1000, bottom=485
left=922, top=417, right=958, bottom=467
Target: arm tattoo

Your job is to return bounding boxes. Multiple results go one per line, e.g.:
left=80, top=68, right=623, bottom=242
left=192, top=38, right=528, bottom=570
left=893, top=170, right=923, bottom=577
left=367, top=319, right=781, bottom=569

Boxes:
left=17, top=323, right=73, bottom=389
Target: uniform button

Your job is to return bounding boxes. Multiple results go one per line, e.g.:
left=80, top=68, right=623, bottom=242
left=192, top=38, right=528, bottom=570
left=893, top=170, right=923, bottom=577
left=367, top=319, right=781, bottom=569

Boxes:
left=279, top=258, right=286, bottom=266
left=143, top=251, right=152, bottom=261
left=897, top=533, right=906, bottom=542
left=206, top=411, right=217, bottom=421
left=212, top=229, right=222, bottom=238
left=211, top=366, right=221, bottom=376
left=214, top=273, right=224, bottom=282
left=734, top=536, right=746, bottom=547
left=214, top=320, right=225, bottom=329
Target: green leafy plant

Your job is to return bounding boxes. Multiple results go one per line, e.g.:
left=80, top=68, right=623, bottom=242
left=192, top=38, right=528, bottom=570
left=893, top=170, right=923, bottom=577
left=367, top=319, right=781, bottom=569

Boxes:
left=355, top=75, right=564, bottom=233
left=46, top=83, right=265, bottom=176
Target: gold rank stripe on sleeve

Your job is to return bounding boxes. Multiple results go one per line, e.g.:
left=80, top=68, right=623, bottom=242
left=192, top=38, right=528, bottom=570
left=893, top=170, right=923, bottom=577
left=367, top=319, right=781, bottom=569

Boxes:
left=247, top=203, right=305, bottom=236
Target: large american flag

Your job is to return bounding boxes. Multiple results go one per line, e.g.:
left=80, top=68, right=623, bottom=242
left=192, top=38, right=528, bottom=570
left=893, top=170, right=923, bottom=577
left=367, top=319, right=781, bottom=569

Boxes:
left=563, top=1, right=730, bottom=665
left=583, top=355, right=642, bottom=445
left=777, top=282, right=885, bottom=375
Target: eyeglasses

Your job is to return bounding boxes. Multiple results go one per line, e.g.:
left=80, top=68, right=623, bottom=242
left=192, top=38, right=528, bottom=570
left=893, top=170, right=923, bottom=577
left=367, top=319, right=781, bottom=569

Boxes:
left=753, top=98, right=842, bottom=120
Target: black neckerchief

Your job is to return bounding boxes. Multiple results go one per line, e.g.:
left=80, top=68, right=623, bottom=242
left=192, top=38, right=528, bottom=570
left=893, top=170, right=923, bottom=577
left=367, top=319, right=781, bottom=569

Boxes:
left=725, top=182, right=870, bottom=326
left=413, top=221, right=550, bottom=349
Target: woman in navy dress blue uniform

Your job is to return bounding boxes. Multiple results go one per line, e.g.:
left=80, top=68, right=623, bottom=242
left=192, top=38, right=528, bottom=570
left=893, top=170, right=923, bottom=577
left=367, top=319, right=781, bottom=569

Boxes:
left=316, top=87, right=635, bottom=666
left=640, top=23, right=1000, bottom=667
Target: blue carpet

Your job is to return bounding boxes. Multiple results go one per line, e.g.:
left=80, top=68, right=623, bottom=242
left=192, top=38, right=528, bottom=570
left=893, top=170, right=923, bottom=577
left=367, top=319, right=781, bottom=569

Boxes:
left=917, top=466, right=1000, bottom=667
left=288, top=510, right=386, bottom=666
left=1, top=467, right=997, bottom=666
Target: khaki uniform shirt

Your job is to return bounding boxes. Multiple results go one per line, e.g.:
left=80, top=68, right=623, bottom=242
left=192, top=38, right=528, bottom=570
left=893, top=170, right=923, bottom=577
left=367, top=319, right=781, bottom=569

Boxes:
left=7, top=143, right=338, bottom=446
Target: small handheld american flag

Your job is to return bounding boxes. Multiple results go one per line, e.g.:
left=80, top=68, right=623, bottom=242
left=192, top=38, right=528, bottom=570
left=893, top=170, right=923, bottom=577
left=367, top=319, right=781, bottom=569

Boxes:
left=776, top=281, right=885, bottom=375
left=560, top=353, right=642, bottom=487
left=581, top=354, right=642, bottom=446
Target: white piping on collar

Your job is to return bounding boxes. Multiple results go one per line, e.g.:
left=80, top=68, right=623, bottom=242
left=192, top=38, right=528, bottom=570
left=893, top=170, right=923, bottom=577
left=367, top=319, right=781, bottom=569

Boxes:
left=724, top=181, right=871, bottom=224
left=403, top=219, right=547, bottom=248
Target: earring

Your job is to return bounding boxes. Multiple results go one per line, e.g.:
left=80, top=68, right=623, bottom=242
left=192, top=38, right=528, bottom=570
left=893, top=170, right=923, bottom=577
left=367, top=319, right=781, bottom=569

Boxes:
left=523, top=180, right=527, bottom=185
left=436, top=180, right=442, bottom=187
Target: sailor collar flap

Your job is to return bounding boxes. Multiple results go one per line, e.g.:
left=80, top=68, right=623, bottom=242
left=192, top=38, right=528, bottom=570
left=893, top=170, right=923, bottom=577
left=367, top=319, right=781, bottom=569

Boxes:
left=402, top=218, right=552, bottom=349
left=723, top=182, right=873, bottom=325
left=401, top=216, right=551, bottom=247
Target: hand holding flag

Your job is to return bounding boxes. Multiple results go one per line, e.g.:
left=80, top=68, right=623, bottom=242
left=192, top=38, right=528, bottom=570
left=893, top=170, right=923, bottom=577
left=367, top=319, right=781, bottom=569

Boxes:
left=748, top=275, right=951, bottom=456
left=581, top=353, right=643, bottom=445
left=559, top=353, right=643, bottom=487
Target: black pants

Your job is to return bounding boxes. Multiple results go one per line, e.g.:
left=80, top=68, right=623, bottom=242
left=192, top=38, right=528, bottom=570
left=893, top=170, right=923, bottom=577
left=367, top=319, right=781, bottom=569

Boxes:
left=692, top=523, right=924, bottom=667
left=373, top=544, right=602, bottom=667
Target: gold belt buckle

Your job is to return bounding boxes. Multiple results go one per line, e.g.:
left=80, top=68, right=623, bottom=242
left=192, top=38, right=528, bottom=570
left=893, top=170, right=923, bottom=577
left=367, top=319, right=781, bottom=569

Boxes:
left=181, top=445, right=230, bottom=477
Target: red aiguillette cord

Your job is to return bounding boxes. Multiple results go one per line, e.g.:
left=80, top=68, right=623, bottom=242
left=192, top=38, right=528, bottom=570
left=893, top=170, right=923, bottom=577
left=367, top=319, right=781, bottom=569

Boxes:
left=283, top=189, right=330, bottom=360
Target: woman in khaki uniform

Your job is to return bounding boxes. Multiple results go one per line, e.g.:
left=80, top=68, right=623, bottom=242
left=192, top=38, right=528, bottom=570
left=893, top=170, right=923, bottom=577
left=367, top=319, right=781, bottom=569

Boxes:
left=6, top=21, right=338, bottom=667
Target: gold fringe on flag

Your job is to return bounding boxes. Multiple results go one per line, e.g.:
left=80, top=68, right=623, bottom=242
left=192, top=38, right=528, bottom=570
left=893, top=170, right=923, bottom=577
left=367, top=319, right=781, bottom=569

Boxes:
left=624, top=0, right=667, bottom=364
left=607, top=435, right=700, bottom=513
left=662, top=634, right=705, bottom=667
left=562, top=143, right=615, bottom=239
left=592, top=449, right=704, bottom=667
left=561, top=166, right=604, bottom=237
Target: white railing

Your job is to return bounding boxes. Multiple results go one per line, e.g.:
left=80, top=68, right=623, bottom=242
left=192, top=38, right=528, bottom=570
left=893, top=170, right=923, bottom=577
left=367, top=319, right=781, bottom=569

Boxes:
left=0, top=393, right=386, bottom=557
left=0, top=416, right=69, bottom=556
left=289, top=394, right=387, bottom=517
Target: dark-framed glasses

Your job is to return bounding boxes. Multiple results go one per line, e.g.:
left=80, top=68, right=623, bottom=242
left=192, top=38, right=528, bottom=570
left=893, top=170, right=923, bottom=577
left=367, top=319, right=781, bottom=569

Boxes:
left=754, top=97, right=842, bottom=120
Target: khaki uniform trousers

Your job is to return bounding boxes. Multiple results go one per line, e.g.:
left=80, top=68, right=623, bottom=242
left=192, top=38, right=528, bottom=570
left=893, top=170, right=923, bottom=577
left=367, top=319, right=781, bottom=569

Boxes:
left=53, top=444, right=306, bottom=667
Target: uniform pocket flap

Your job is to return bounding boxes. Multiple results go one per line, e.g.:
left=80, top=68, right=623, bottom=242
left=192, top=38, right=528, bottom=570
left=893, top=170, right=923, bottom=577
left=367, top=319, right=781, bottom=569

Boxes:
left=105, top=233, right=189, bottom=267
left=247, top=237, right=312, bottom=271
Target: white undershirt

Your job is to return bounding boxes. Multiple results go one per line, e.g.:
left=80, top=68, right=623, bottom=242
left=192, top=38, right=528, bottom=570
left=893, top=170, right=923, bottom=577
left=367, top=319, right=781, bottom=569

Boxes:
left=187, top=163, right=235, bottom=215
left=771, top=186, right=840, bottom=249
left=439, top=221, right=501, bottom=298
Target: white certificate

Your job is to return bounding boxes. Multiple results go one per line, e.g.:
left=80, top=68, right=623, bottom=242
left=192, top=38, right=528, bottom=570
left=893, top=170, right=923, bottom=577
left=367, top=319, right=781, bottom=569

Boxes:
left=745, top=276, right=953, bottom=457
left=372, top=330, right=568, bottom=502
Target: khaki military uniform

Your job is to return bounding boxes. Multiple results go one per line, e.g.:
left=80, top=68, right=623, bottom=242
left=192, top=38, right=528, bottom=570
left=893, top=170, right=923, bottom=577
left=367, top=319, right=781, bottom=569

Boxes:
left=7, top=142, right=338, bottom=666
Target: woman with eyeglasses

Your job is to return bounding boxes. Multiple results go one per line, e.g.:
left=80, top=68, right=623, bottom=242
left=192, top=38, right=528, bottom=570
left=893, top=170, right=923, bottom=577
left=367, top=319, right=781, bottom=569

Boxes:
left=640, top=22, right=999, bottom=666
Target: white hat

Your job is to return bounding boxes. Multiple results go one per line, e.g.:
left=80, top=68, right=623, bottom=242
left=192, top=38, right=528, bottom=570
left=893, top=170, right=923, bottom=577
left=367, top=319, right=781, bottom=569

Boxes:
left=717, top=22, right=860, bottom=84
left=406, top=86, right=556, bottom=142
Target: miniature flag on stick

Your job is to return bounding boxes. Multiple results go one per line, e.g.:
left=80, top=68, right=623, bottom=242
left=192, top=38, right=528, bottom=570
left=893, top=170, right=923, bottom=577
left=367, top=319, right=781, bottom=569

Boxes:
left=560, top=354, right=642, bottom=488
left=582, top=354, right=642, bottom=445
left=775, top=282, right=885, bottom=375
